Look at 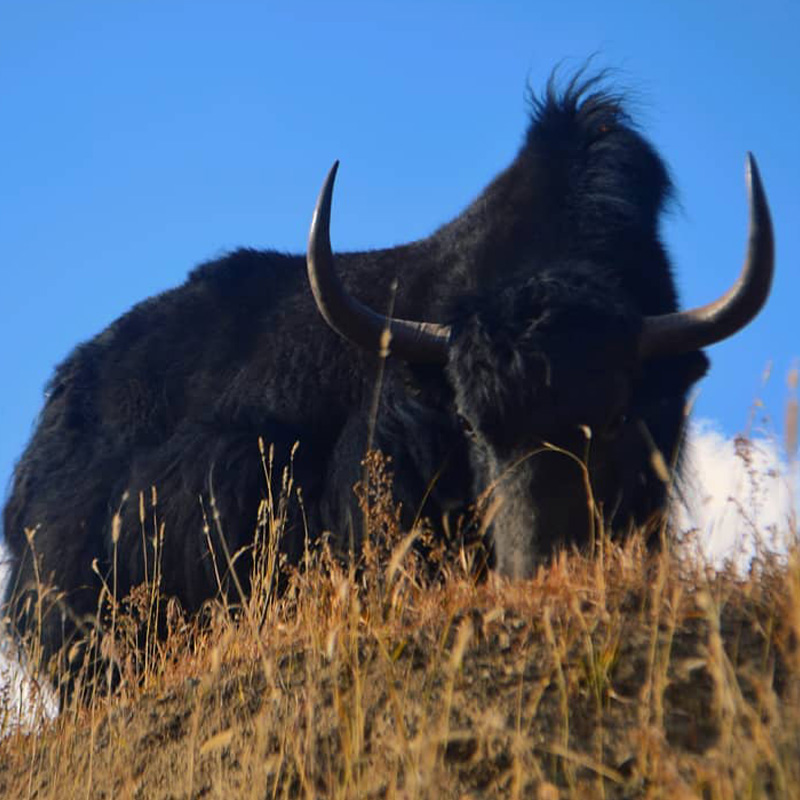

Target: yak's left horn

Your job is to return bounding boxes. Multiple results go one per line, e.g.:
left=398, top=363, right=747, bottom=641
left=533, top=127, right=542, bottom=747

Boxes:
left=639, top=153, right=774, bottom=359
left=307, top=161, right=451, bottom=364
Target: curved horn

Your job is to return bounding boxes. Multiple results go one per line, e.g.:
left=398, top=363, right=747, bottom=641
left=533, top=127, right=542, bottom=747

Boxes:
left=307, top=161, right=451, bottom=364
left=639, top=153, right=774, bottom=359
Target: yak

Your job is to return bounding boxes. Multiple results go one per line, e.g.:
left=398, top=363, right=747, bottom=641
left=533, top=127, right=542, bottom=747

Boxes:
left=3, top=74, right=773, bottom=686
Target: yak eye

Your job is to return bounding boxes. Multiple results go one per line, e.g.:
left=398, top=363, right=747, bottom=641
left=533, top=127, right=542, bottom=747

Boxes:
left=602, top=412, right=628, bottom=440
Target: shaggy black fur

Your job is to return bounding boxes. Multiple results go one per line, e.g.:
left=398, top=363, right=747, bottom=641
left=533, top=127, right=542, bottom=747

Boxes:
left=3, top=72, right=709, bottom=686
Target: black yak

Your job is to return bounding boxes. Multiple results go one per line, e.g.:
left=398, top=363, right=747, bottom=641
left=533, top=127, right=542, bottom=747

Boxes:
left=3, top=74, right=773, bottom=684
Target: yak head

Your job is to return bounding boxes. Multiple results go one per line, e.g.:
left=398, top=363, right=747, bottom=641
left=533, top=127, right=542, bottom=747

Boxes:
left=306, top=158, right=773, bottom=578
left=445, top=269, right=703, bottom=576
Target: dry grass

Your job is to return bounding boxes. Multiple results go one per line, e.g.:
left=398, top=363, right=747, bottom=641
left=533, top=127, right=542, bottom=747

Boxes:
left=1, top=414, right=799, bottom=798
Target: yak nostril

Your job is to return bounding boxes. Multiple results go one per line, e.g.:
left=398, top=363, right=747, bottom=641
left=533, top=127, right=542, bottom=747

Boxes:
left=457, top=414, right=477, bottom=438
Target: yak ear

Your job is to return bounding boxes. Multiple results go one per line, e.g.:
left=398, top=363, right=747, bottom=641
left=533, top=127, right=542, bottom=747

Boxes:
left=639, top=350, right=710, bottom=400
left=685, top=351, right=711, bottom=386
left=665, top=350, right=710, bottom=394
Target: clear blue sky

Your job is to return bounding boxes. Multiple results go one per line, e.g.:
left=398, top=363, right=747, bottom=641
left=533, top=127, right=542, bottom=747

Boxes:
left=1, top=1, right=798, bottom=505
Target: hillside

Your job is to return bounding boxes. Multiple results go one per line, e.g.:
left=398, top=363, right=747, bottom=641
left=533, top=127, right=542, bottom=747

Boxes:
left=1, top=455, right=798, bottom=799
